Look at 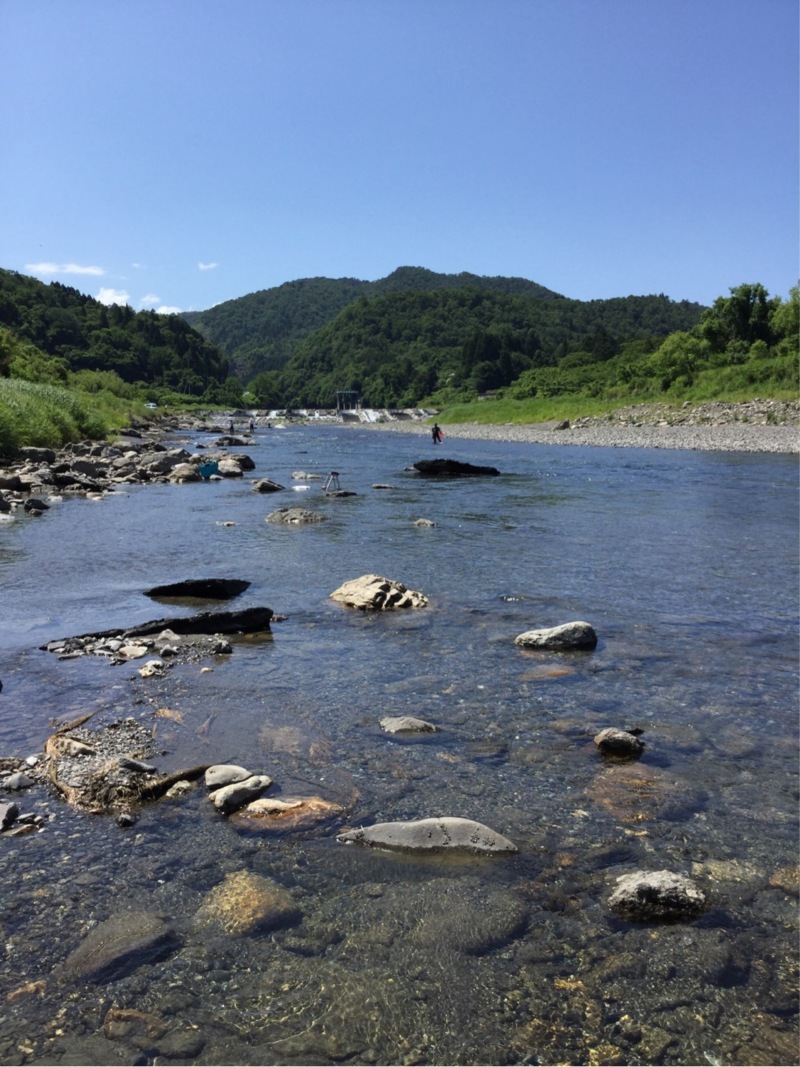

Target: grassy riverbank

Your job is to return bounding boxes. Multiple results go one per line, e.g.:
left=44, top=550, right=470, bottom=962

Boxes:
left=0, top=378, right=148, bottom=455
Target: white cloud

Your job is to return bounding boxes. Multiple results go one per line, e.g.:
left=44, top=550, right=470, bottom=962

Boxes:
left=156, top=305, right=182, bottom=315
left=96, top=287, right=130, bottom=306
left=198, top=261, right=218, bottom=271
left=26, top=262, right=105, bottom=277
left=131, top=262, right=146, bottom=269
left=139, top=293, right=161, bottom=308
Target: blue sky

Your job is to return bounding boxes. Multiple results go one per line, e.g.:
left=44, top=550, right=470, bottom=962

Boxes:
left=2, top=0, right=797, bottom=314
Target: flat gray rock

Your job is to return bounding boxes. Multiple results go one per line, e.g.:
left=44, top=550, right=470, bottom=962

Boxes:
left=204, top=764, right=253, bottom=789
left=337, top=817, right=517, bottom=855
left=515, top=620, right=597, bottom=650
left=209, top=774, right=272, bottom=815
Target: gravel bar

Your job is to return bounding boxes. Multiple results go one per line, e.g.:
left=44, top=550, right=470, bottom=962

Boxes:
left=360, top=401, right=800, bottom=454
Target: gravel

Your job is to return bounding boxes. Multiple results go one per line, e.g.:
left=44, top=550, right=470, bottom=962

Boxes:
left=362, top=400, right=800, bottom=453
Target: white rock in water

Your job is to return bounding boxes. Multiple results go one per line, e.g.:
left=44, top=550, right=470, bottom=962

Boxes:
left=337, top=817, right=517, bottom=855
left=204, top=764, right=253, bottom=789
left=608, top=869, right=706, bottom=920
left=514, top=621, right=597, bottom=650
left=330, top=574, right=428, bottom=611
left=209, top=775, right=272, bottom=815
left=380, top=716, right=437, bottom=734
left=119, top=644, right=150, bottom=660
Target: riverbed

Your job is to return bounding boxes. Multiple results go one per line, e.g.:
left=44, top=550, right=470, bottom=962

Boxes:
left=0, top=423, right=797, bottom=1066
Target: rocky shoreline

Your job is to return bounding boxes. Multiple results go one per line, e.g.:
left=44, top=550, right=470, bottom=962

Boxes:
left=365, top=399, right=800, bottom=453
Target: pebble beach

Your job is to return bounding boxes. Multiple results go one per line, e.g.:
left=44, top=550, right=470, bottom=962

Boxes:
left=363, top=400, right=800, bottom=454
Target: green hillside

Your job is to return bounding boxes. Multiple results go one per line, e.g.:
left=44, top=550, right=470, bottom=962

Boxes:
left=182, top=265, right=561, bottom=380
left=268, top=287, right=707, bottom=409
left=0, top=267, right=228, bottom=394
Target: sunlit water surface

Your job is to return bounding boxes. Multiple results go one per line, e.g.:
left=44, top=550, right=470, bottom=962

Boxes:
left=0, top=425, right=797, bottom=1066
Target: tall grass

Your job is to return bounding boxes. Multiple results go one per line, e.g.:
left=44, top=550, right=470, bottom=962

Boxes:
left=0, top=379, right=135, bottom=455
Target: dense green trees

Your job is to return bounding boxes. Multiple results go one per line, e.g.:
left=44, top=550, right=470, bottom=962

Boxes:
left=268, top=287, right=707, bottom=408
left=0, top=269, right=229, bottom=395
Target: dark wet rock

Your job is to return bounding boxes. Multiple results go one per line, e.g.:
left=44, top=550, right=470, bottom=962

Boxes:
left=191, top=870, right=302, bottom=936
left=42, top=607, right=274, bottom=659
left=337, top=817, right=518, bottom=855
left=380, top=715, right=437, bottom=734
left=17, top=446, right=56, bottom=464
left=330, top=574, right=428, bottom=611
left=266, top=507, right=327, bottom=524
left=144, top=577, right=251, bottom=600
left=24, top=497, right=49, bottom=513
left=608, top=869, right=706, bottom=920
left=515, top=620, right=598, bottom=650
left=413, top=458, right=500, bottom=477
left=252, top=478, right=286, bottom=493
left=208, top=774, right=272, bottom=814
left=594, top=727, right=645, bottom=758
left=0, top=802, right=19, bottom=830
left=61, top=910, right=177, bottom=983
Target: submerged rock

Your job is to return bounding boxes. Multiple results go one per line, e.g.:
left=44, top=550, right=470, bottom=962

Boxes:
left=337, top=817, right=518, bottom=855
left=192, top=870, right=301, bottom=936
left=61, top=911, right=176, bottom=983
left=608, top=870, right=706, bottom=921
left=585, top=763, right=705, bottom=823
left=330, top=574, right=428, bottom=611
left=231, top=795, right=344, bottom=833
left=515, top=621, right=598, bottom=651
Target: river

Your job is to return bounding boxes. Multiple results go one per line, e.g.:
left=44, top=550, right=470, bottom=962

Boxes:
left=0, top=423, right=797, bottom=1066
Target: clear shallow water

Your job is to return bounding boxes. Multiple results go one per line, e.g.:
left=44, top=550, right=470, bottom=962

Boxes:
left=0, top=425, right=797, bottom=1066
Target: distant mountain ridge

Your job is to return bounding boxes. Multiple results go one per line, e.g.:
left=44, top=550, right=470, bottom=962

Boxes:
left=181, top=265, right=562, bottom=380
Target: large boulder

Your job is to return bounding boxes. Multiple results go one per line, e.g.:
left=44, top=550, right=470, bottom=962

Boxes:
left=413, top=458, right=500, bottom=477
left=330, top=574, right=428, bottom=611
left=337, top=817, right=518, bottom=855
left=515, top=621, right=597, bottom=651
left=608, top=870, right=706, bottom=921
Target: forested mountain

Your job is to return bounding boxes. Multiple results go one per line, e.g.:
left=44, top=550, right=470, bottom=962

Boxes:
left=0, top=268, right=228, bottom=394
left=263, top=287, right=706, bottom=408
left=182, top=266, right=561, bottom=381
